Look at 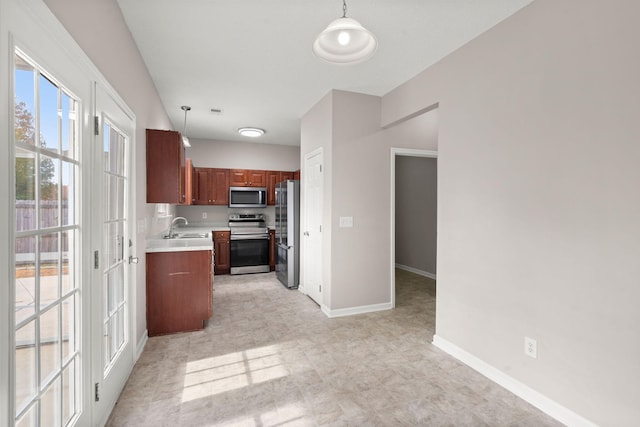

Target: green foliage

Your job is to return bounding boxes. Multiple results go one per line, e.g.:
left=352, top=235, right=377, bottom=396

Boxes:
left=15, top=100, right=57, bottom=200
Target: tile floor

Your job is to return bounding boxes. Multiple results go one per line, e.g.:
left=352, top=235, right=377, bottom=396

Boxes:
left=107, top=269, right=563, bottom=426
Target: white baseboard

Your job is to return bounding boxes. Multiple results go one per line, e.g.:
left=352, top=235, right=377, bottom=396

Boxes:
left=432, top=335, right=597, bottom=427
left=135, top=330, right=148, bottom=361
left=322, top=302, right=392, bottom=318
left=395, top=263, right=436, bottom=280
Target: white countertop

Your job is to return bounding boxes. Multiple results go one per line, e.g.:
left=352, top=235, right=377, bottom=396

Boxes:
left=146, top=224, right=220, bottom=253
left=146, top=237, right=213, bottom=253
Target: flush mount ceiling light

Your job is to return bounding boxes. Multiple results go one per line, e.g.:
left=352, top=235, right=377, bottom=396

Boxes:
left=238, top=127, right=265, bottom=138
left=313, top=0, right=377, bottom=65
left=181, top=105, right=191, bottom=147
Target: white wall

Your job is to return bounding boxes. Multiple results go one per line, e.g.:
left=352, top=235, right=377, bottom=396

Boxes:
left=395, top=156, right=437, bottom=275
left=382, top=0, right=640, bottom=424
left=43, top=0, right=172, bottom=344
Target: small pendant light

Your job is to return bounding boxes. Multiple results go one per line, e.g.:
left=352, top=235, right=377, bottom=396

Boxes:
left=181, top=105, right=191, bottom=147
left=313, top=0, right=377, bottom=65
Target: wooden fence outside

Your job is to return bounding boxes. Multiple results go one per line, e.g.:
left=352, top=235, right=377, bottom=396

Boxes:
left=15, top=200, right=69, bottom=255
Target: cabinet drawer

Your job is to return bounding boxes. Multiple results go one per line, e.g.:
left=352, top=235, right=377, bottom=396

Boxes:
left=213, top=231, right=230, bottom=241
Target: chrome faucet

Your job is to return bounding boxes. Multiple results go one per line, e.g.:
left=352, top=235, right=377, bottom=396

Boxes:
left=167, top=216, right=188, bottom=238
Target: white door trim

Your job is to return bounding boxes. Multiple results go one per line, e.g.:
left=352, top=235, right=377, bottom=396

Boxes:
left=390, top=148, right=438, bottom=308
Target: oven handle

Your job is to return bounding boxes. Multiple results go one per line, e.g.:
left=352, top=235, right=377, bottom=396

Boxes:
left=230, top=234, right=270, bottom=240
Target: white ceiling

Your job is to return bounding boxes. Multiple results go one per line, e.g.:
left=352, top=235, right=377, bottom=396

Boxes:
left=117, top=0, right=534, bottom=146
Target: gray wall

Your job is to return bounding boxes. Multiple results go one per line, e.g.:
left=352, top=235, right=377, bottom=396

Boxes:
left=185, top=138, right=300, bottom=171
left=382, top=0, right=640, bottom=424
left=395, top=156, right=437, bottom=275
left=300, top=91, right=439, bottom=311
left=43, top=0, right=173, bottom=344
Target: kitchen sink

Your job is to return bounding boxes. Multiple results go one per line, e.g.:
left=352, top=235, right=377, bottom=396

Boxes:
left=164, top=232, right=210, bottom=239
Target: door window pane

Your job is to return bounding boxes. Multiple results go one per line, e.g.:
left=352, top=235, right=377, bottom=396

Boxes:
left=39, top=75, right=60, bottom=153
left=40, top=377, right=61, bottom=427
left=15, top=403, right=36, bottom=427
left=61, top=230, right=74, bottom=296
left=61, top=94, right=76, bottom=158
left=62, top=360, right=76, bottom=425
left=40, top=155, right=59, bottom=229
left=14, top=56, right=36, bottom=146
left=40, top=232, right=60, bottom=309
left=15, top=148, right=36, bottom=232
left=16, top=236, right=36, bottom=325
left=61, top=295, right=75, bottom=362
left=16, top=320, right=37, bottom=412
left=40, top=304, right=61, bottom=384
left=61, top=161, right=74, bottom=226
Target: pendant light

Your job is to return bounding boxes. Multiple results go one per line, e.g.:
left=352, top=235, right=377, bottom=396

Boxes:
left=181, top=105, right=191, bottom=147
left=313, top=0, right=377, bottom=65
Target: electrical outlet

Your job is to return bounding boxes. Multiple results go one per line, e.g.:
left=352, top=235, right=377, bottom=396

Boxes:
left=524, top=337, right=537, bottom=359
left=202, top=212, right=207, bottom=219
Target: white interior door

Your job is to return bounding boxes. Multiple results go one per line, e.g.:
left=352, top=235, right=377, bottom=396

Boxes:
left=91, top=84, right=135, bottom=425
left=303, top=149, right=323, bottom=305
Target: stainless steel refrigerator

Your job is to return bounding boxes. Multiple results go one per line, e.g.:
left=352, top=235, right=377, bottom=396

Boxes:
left=275, top=180, right=300, bottom=288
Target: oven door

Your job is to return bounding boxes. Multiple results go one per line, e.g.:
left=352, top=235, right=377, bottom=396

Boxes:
left=229, top=235, right=270, bottom=275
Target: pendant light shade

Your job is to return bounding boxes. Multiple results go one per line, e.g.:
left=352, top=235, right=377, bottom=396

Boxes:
left=313, top=1, right=377, bottom=65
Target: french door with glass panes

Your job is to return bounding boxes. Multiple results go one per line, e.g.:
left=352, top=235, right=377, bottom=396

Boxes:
left=90, top=83, right=135, bottom=426
left=13, top=51, right=136, bottom=426
left=13, top=50, right=84, bottom=427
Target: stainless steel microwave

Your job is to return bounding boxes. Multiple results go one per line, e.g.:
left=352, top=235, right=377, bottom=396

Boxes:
left=228, top=186, right=267, bottom=208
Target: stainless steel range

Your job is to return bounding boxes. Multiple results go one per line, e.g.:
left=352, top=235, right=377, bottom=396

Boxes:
left=228, top=213, right=270, bottom=275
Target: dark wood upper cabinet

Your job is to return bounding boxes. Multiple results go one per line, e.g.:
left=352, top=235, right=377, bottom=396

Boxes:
left=146, top=129, right=185, bottom=203
left=229, top=169, right=266, bottom=187
left=266, top=171, right=281, bottom=205
left=266, top=170, right=295, bottom=205
left=194, top=168, right=229, bottom=205
left=185, top=158, right=194, bottom=205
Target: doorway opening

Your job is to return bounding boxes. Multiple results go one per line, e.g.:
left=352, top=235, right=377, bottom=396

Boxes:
left=390, top=148, right=438, bottom=313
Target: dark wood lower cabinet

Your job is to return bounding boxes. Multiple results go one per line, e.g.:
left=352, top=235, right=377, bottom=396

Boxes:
left=146, top=250, right=213, bottom=336
left=269, top=229, right=276, bottom=271
left=213, top=231, right=230, bottom=275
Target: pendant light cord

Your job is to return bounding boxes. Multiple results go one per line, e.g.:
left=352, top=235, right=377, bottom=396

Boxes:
left=342, top=0, right=347, bottom=18
left=182, top=105, right=191, bottom=135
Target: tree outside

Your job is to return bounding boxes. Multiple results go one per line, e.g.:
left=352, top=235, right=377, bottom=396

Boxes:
left=15, top=99, right=57, bottom=200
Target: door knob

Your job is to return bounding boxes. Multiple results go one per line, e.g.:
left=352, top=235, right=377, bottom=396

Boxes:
left=129, top=256, right=139, bottom=264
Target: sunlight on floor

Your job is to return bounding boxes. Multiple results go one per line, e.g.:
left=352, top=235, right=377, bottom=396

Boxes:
left=181, top=343, right=290, bottom=403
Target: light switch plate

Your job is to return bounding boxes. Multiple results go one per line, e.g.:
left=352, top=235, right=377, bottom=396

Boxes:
left=339, top=216, right=354, bottom=228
